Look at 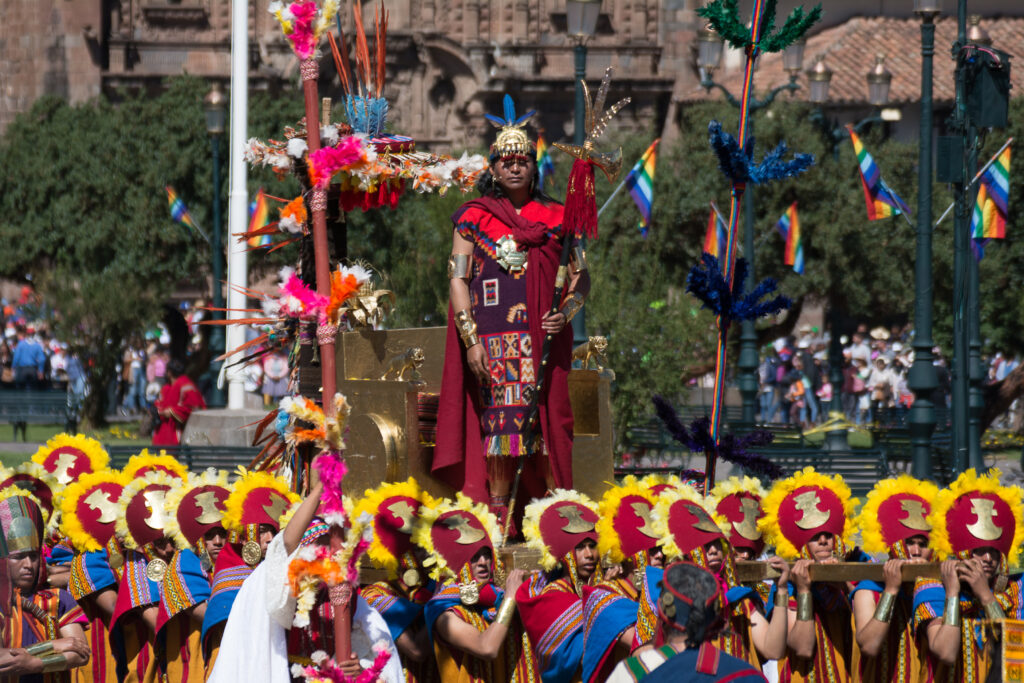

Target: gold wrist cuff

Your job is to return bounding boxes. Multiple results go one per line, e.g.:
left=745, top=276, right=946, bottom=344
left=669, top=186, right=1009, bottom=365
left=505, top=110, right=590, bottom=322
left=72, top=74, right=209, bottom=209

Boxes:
left=774, top=590, right=789, bottom=608
left=40, top=653, right=68, bottom=673
left=495, top=597, right=517, bottom=625
left=873, top=592, right=896, bottom=623
left=25, top=641, right=54, bottom=656
left=984, top=600, right=1006, bottom=621
left=560, top=292, right=585, bottom=323
left=943, top=597, right=961, bottom=627
left=448, top=253, right=471, bottom=279
left=454, top=309, right=480, bottom=348
left=795, top=592, right=813, bottom=621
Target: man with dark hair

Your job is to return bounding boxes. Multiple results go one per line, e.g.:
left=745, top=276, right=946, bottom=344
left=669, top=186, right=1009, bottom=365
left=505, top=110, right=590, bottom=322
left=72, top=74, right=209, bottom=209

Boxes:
left=152, top=358, right=205, bottom=446
left=607, top=562, right=767, bottom=682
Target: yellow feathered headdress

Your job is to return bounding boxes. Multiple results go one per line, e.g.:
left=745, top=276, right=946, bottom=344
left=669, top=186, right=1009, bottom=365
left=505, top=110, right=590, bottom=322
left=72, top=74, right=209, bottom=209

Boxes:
left=857, top=475, right=940, bottom=555
left=929, top=468, right=1024, bottom=567
left=31, top=433, right=109, bottom=485
left=163, top=469, right=231, bottom=550
left=223, top=468, right=300, bottom=533
left=522, top=488, right=599, bottom=572
left=122, top=449, right=189, bottom=481
left=708, top=476, right=768, bottom=555
left=0, top=462, right=59, bottom=533
left=412, top=493, right=500, bottom=582
left=596, top=480, right=660, bottom=564
left=60, top=469, right=131, bottom=552
left=652, top=485, right=729, bottom=561
left=759, top=467, right=858, bottom=560
left=114, top=470, right=182, bottom=550
left=353, top=478, right=436, bottom=576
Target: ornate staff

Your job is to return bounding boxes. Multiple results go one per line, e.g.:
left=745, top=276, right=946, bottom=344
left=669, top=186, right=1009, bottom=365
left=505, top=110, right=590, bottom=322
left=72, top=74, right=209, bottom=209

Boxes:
left=501, top=69, right=629, bottom=545
left=690, top=0, right=819, bottom=489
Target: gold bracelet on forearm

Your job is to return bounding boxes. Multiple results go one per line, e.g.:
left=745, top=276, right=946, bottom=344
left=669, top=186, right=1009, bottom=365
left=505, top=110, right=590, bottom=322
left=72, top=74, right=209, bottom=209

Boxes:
left=25, top=641, right=54, bottom=656
left=448, top=253, right=471, bottom=279
left=495, top=597, right=517, bottom=626
left=795, top=592, right=813, bottom=621
left=774, top=589, right=789, bottom=609
left=39, top=653, right=68, bottom=673
left=984, top=600, right=1006, bottom=621
left=454, top=309, right=480, bottom=348
left=873, top=592, right=896, bottom=623
left=943, top=597, right=961, bottom=627
left=559, top=292, right=584, bottom=323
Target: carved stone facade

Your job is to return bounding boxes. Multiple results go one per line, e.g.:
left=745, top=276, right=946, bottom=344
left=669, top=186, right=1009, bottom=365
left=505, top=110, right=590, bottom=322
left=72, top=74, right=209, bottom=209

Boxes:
left=3, top=0, right=708, bottom=147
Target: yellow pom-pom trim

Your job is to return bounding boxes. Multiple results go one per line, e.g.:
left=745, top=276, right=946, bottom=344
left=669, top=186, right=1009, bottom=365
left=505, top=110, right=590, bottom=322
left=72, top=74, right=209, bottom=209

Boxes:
left=352, top=478, right=436, bottom=575
left=651, top=485, right=729, bottom=561
left=3, top=462, right=59, bottom=534
left=522, top=488, right=598, bottom=572
left=31, top=433, right=109, bottom=481
left=759, top=467, right=858, bottom=560
left=856, top=475, right=940, bottom=554
left=638, top=473, right=684, bottom=493
left=122, top=449, right=189, bottom=481
left=708, top=476, right=767, bottom=508
left=163, top=469, right=231, bottom=550
left=928, top=468, right=1024, bottom=565
left=59, top=470, right=131, bottom=552
left=115, top=471, right=185, bottom=549
left=412, top=493, right=500, bottom=581
left=222, top=468, right=300, bottom=533
left=596, top=481, right=657, bottom=564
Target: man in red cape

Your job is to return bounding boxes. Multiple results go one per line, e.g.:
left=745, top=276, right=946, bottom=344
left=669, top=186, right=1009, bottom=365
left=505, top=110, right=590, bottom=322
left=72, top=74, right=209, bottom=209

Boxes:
left=153, top=359, right=206, bottom=446
left=434, top=95, right=588, bottom=530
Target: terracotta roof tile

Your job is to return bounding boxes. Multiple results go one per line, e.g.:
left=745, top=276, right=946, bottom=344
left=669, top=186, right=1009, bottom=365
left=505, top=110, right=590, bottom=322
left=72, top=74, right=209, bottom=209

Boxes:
left=679, top=15, right=1023, bottom=105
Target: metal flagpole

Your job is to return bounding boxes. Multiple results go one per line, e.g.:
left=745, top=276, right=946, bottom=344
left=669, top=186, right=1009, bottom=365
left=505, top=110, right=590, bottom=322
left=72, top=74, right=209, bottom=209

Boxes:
left=933, top=136, right=1013, bottom=228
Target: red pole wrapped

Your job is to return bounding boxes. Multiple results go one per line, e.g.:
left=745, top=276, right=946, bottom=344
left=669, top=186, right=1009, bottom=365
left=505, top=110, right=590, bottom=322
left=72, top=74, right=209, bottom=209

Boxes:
left=299, top=55, right=350, bottom=664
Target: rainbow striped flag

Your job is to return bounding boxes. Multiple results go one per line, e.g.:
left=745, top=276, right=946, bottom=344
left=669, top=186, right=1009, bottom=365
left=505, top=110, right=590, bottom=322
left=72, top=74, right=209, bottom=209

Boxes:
left=775, top=202, right=804, bottom=274
left=971, top=146, right=1010, bottom=240
left=848, top=126, right=910, bottom=220
left=248, top=188, right=272, bottom=248
left=625, top=138, right=660, bottom=236
left=537, top=133, right=555, bottom=189
left=703, top=204, right=728, bottom=261
left=166, top=186, right=199, bottom=233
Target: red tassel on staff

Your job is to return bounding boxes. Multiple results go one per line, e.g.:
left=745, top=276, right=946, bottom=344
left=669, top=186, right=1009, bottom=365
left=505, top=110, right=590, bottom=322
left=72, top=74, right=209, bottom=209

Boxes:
left=564, top=159, right=598, bottom=239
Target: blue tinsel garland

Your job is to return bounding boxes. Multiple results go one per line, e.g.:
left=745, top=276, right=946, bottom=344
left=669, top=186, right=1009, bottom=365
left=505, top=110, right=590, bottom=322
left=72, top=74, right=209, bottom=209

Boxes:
left=708, top=121, right=815, bottom=185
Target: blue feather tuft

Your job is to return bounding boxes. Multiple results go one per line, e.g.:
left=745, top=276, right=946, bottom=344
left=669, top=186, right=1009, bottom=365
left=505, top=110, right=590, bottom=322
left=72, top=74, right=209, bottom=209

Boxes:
left=503, top=94, right=516, bottom=124
left=708, top=121, right=815, bottom=185
left=514, top=109, right=537, bottom=126
left=686, top=255, right=792, bottom=324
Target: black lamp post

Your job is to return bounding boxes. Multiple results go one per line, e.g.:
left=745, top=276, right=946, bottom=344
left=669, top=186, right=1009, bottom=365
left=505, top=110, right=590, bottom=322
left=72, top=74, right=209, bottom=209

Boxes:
left=204, top=82, right=227, bottom=408
left=566, top=0, right=602, bottom=347
left=697, top=26, right=806, bottom=425
left=908, top=0, right=942, bottom=480
left=806, top=55, right=892, bottom=450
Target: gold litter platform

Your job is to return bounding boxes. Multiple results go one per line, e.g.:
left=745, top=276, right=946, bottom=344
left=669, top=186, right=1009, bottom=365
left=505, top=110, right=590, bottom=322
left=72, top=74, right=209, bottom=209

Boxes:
left=336, top=326, right=615, bottom=502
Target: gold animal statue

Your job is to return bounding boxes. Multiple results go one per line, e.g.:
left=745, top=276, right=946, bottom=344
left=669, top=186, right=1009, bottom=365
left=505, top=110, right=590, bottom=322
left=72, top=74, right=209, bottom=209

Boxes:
left=380, top=347, right=425, bottom=382
left=571, top=336, right=609, bottom=372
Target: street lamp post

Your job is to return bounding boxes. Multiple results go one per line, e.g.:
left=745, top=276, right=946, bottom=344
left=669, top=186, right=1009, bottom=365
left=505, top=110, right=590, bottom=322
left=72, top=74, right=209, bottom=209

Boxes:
left=204, top=83, right=227, bottom=408
left=907, top=0, right=942, bottom=480
left=697, top=28, right=805, bottom=426
left=566, top=0, right=602, bottom=347
left=806, top=56, right=891, bottom=449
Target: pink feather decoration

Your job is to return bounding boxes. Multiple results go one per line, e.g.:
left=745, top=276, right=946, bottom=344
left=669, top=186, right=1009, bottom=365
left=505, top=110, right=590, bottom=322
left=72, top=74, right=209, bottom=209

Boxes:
left=315, top=450, right=348, bottom=518
left=279, top=273, right=329, bottom=321
left=298, top=647, right=391, bottom=683
left=308, top=136, right=365, bottom=188
left=286, top=1, right=319, bottom=60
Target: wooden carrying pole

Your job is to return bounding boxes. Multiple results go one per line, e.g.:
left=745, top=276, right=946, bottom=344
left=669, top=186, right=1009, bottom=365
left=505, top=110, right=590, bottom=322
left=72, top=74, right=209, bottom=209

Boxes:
left=298, top=57, right=350, bottom=662
left=736, top=560, right=947, bottom=583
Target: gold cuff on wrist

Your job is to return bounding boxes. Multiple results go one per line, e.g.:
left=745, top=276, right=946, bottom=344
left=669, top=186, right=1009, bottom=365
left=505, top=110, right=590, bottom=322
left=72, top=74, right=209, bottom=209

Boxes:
left=25, top=641, right=54, bottom=656
left=454, top=309, right=480, bottom=348
left=984, top=600, right=1006, bottom=621
left=495, top=597, right=517, bottom=625
left=40, top=653, right=68, bottom=673
left=943, top=597, right=961, bottom=628
left=873, top=592, right=896, bottom=623
left=559, top=292, right=585, bottom=323
left=795, top=592, right=813, bottom=621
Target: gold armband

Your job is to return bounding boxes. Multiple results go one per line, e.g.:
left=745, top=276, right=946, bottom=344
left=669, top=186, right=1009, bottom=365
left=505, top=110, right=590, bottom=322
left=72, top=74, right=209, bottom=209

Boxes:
left=774, top=589, right=789, bottom=608
left=26, top=641, right=54, bottom=656
left=495, top=597, right=517, bottom=625
left=984, top=600, right=1006, bottom=621
left=795, top=592, right=813, bottom=621
left=559, top=292, right=585, bottom=323
left=943, top=597, right=960, bottom=627
left=40, top=653, right=68, bottom=673
left=455, top=309, right=480, bottom=348
left=873, top=592, right=896, bottom=623
left=448, top=253, right=471, bottom=279
left=571, top=245, right=588, bottom=273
